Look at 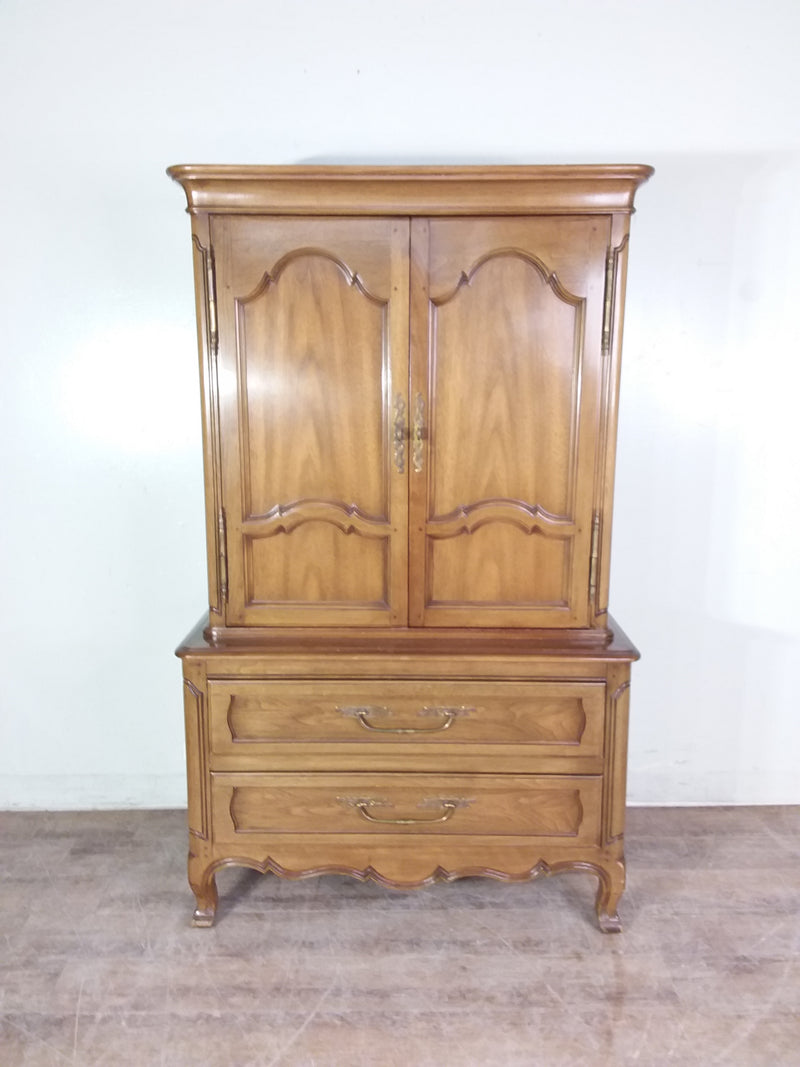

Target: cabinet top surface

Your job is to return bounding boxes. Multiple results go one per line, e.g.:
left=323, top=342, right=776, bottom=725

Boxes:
left=176, top=616, right=640, bottom=663
left=167, top=164, right=654, bottom=216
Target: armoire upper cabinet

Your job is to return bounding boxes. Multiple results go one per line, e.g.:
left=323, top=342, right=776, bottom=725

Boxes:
left=170, top=166, right=653, bottom=634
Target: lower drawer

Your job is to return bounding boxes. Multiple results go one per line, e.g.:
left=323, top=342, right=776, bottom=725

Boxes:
left=211, top=772, right=602, bottom=843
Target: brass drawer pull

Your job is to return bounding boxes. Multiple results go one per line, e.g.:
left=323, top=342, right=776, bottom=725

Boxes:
left=338, top=796, right=471, bottom=825
left=337, top=705, right=474, bottom=734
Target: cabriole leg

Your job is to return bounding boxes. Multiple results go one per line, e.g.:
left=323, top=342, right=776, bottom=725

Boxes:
left=188, top=849, right=218, bottom=927
left=594, top=858, right=625, bottom=933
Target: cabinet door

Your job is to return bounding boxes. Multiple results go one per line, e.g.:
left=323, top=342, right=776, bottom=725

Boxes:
left=409, top=217, right=609, bottom=628
left=213, top=217, right=409, bottom=627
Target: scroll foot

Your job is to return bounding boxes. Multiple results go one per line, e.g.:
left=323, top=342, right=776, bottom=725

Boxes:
left=188, top=850, right=218, bottom=928
left=192, top=902, right=217, bottom=928
left=594, top=859, right=625, bottom=933
left=597, top=908, right=622, bottom=934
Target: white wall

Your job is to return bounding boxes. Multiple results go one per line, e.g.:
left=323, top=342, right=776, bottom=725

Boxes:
left=1, top=0, right=798, bottom=808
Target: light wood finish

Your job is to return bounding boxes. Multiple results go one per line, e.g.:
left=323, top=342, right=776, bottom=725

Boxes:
left=208, top=679, right=605, bottom=753
left=212, top=772, right=601, bottom=840
left=180, top=622, right=635, bottom=931
left=206, top=678, right=607, bottom=777
left=213, top=216, right=409, bottom=627
left=409, top=216, right=607, bottom=626
left=594, top=211, right=635, bottom=623
left=170, top=164, right=651, bottom=931
left=189, top=214, right=225, bottom=631
left=167, top=164, right=654, bottom=216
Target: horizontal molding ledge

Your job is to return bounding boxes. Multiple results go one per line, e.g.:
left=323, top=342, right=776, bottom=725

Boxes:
left=167, top=165, right=655, bottom=216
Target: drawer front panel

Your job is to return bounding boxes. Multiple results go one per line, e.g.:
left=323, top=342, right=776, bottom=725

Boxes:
left=211, top=772, right=602, bottom=842
left=208, top=680, right=605, bottom=757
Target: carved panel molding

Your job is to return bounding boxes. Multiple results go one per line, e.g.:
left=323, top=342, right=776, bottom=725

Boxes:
left=427, top=245, right=586, bottom=548
left=426, top=499, right=577, bottom=539
left=431, top=247, right=584, bottom=309
left=237, top=246, right=388, bottom=307
left=235, top=247, right=390, bottom=521
left=242, top=500, right=390, bottom=538
left=183, top=679, right=210, bottom=842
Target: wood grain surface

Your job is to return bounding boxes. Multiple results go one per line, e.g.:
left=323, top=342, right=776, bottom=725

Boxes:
left=170, top=165, right=652, bottom=930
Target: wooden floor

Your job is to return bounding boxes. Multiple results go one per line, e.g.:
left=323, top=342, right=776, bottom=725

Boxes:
left=1, top=807, right=798, bottom=1066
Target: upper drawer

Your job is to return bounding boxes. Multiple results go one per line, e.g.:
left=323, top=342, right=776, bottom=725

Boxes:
left=207, top=679, right=605, bottom=759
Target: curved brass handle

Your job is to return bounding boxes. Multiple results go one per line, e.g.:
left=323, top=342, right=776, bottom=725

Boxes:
left=393, top=393, right=406, bottom=473
left=412, top=393, right=425, bottom=473
left=338, top=705, right=474, bottom=734
left=356, top=800, right=456, bottom=825
left=359, top=708, right=454, bottom=734
left=337, top=704, right=465, bottom=734
left=338, top=796, right=469, bottom=825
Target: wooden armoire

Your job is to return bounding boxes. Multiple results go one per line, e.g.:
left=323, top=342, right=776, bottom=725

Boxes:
left=170, top=165, right=652, bottom=931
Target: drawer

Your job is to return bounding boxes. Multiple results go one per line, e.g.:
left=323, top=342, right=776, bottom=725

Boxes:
left=207, top=679, right=605, bottom=759
left=211, top=772, right=602, bottom=843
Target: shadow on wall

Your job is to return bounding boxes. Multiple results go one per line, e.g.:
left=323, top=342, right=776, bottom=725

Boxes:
left=613, top=151, right=800, bottom=804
